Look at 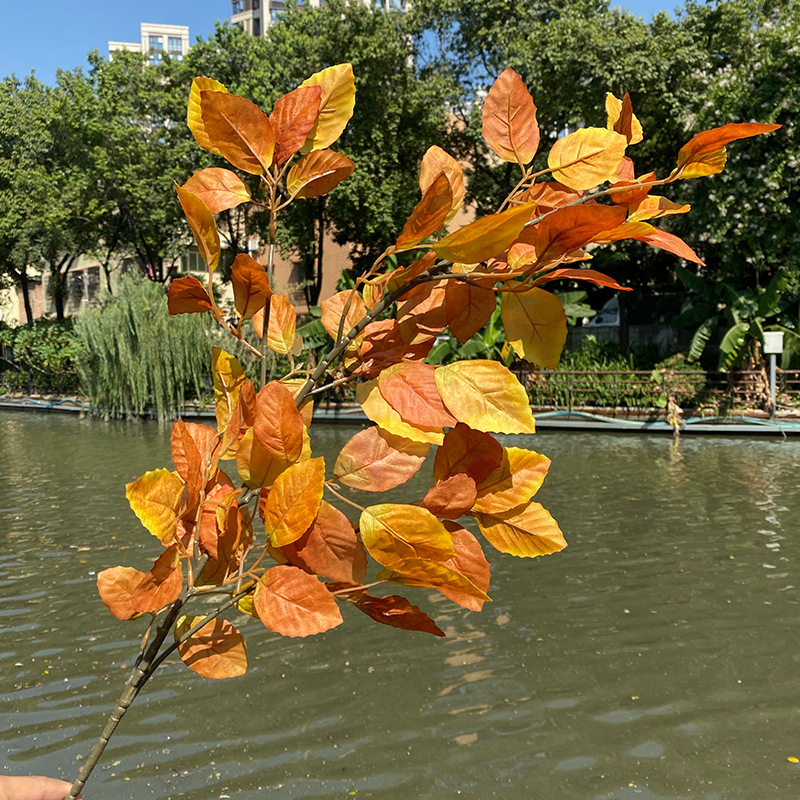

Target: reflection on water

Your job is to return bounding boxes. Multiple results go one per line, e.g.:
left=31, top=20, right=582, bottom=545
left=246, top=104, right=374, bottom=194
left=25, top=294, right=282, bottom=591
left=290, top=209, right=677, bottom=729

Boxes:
left=2, top=412, right=800, bottom=799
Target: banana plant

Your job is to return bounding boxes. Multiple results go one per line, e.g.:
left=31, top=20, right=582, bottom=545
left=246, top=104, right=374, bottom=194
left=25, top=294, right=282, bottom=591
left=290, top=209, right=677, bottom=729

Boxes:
left=674, top=265, right=800, bottom=369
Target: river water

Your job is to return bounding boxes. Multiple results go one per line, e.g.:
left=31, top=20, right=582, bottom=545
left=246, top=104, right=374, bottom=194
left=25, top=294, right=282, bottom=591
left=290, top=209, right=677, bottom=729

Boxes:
left=1, top=410, right=799, bottom=800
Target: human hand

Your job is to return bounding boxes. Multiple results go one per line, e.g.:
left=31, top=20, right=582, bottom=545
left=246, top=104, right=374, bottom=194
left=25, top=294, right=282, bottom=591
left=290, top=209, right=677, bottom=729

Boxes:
left=0, top=776, right=79, bottom=800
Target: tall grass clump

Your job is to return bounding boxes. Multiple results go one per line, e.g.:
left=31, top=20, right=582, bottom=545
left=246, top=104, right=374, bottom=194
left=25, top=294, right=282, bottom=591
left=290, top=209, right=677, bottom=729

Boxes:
left=75, top=275, right=210, bottom=419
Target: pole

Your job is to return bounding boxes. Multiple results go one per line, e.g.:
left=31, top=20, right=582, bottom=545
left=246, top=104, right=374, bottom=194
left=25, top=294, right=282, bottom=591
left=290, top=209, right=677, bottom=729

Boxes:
left=769, top=353, right=777, bottom=419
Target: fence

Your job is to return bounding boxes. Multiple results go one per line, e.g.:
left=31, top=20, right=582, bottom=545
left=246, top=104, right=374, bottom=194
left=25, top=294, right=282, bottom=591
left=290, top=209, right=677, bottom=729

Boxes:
left=524, top=369, right=800, bottom=415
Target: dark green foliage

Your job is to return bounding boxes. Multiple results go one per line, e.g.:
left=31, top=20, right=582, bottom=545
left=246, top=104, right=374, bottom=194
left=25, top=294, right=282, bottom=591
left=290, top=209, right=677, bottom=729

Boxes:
left=0, top=320, right=80, bottom=393
left=74, top=276, right=210, bottom=419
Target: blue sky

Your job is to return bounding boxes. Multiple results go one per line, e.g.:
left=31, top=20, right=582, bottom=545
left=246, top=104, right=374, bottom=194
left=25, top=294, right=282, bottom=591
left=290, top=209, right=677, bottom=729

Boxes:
left=0, top=0, right=679, bottom=85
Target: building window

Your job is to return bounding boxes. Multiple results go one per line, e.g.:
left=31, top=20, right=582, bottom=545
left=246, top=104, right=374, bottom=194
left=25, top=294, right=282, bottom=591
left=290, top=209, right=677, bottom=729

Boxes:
left=232, top=0, right=244, bottom=12
left=149, top=52, right=162, bottom=66
left=253, top=17, right=261, bottom=35
left=168, top=37, right=182, bottom=53
left=181, top=250, right=205, bottom=274
left=271, top=8, right=284, bottom=22
left=148, top=35, right=163, bottom=50
left=253, top=0, right=260, bottom=8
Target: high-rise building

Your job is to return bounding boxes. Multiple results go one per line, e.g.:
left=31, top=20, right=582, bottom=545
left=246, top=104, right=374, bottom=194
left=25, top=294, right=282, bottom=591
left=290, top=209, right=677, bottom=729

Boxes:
left=109, top=23, right=191, bottom=65
left=231, top=0, right=408, bottom=37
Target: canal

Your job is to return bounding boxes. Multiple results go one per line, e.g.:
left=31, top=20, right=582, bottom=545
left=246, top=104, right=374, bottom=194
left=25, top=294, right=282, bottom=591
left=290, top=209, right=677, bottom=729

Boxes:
left=1, top=411, right=798, bottom=799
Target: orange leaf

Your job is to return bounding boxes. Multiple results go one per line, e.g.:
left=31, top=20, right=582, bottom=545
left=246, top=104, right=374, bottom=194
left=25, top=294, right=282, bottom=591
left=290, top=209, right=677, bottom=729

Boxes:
left=182, top=167, right=251, bottom=214
left=376, top=558, right=490, bottom=602
left=501, top=286, right=567, bottom=368
left=394, top=173, right=453, bottom=251
left=434, top=360, right=536, bottom=434
left=175, top=616, right=247, bottom=679
left=266, top=294, right=297, bottom=354
left=421, top=474, right=478, bottom=520
left=263, top=457, right=325, bottom=547
left=350, top=319, right=436, bottom=377
left=482, top=67, right=540, bottom=165
left=97, top=567, right=146, bottom=620
left=231, top=253, right=272, bottom=319
left=605, top=91, right=643, bottom=145
left=125, top=469, right=186, bottom=545
left=175, top=184, right=220, bottom=272
left=475, top=501, right=566, bottom=558
left=357, top=378, right=444, bottom=445
left=351, top=594, right=445, bottom=637
left=548, top=127, right=627, bottom=191
left=627, top=195, right=691, bottom=223
left=532, top=267, right=631, bottom=292
left=377, top=362, right=457, bottom=429
left=434, top=203, right=536, bottom=264
left=514, top=205, right=627, bottom=271
left=433, top=423, right=504, bottom=485
left=270, top=84, right=323, bottom=164
left=212, top=347, right=247, bottom=432
left=320, top=289, right=367, bottom=343
left=439, top=523, right=491, bottom=612
left=253, top=381, right=304, bottom=466
left=333, top=426, right=429, bottom=491
left=419, top=146, right=465, bottom=221
left=167, top=276, right=213, bottom=315
left=200, top=90, right=275, bottom=174
left=286, top=150, right=355, bottom=199
left=473, top=447, right=551, bottom=514
left=633, top=227, right=705, bottom=265
left=608, top=171, right=657, bottom=207
left=187, top=76, right=228, bottom=154
left=444, top=278, right=497, bottom=344
left=299, top=63, right=356, bottom=152
left=360, top=503, right=455, bottom=565
left=171, top=420, right=221, bottom=509
left=674, top=122, right=780, bottom=179
left=281, top=501, right=367, bottom=584
left=198, top=482, right=241, bottom=561
left=254, top=565, right=343, bottom=637
left=396, top=280, right=448, bottom=343
left=236, top=428, right=291, bottom=489
left=130, top=546, right=183, bottom=613
left=515, top=181, right=582, bottom=214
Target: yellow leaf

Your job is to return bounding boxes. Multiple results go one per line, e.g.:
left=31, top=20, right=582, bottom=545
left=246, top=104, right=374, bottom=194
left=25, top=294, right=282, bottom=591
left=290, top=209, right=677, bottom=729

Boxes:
left=125, top=469, right=185, bottom=545
left=434, top=203, right=536, bottom=264
left=548, top=127, right=628, bottom=191
left=627, top=195, right=691, bottom=223
left=263, top=457, right=326, bottom=547
left=357, top=379, right=444, bottom=445
left=473, top=447, right=551, bottom=514
left=175, top=615, right=247, bottom=679
left=187, top=76, right=228, bottom=154
left=360, top=504, right=455, bottom=566
left=300, top=63, right=356, bottom=152
left=377, top=558, right=490, bottom=603
left=175, top=184, right=220, bottom=272
left=475, top=501, right=566, bottom=558
left=501, top=287, right=567, bottom=368
left=267, top=294, right=297, bottom=354
left=605, top=92, right=643, bottom=145
left=212, top=347, right=247, bottom=432
left=434, top=360, right=536, bottom=435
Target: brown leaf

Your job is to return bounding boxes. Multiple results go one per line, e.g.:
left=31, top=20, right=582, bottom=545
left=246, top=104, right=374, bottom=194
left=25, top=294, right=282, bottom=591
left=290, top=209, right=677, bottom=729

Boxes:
left=171, top=420, right=221, bottom=509
left=433, top=423, right=504, bottom=485
left=254, top=565, right=343, bottom=637
left=231, top=254, right=272, bottom=319
left=287, top=150, right=355, bottom=199
left=419, top=146, right=465, bottom=221
left=167, top=276, right=213, bottom=315
left=421, top=474, right=478, bottom=520
left=444, top=278, right=497, bottom=344
left=351, top=594, right=445, bottom=636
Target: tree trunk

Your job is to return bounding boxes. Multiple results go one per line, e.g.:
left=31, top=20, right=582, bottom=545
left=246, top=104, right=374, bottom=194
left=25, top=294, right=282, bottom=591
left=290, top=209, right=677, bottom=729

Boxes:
left=309, top=197, right=325, bottom=307
left=19, top=269, right=34, bottom=326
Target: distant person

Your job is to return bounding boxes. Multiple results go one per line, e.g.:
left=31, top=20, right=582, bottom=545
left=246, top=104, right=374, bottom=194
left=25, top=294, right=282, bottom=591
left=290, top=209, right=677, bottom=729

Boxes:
left=0, top=776, right=80, bottom=800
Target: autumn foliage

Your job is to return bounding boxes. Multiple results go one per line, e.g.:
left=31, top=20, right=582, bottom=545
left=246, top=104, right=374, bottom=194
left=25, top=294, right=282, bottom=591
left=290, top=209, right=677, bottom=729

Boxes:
left=97, top=65, right=778, bottom=681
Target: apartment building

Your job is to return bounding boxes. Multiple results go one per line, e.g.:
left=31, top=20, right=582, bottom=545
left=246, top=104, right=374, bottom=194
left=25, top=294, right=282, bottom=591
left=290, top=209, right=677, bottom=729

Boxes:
left=109, top=23, right=191, bottom=65
left=231, top=0, right=408, bottom=37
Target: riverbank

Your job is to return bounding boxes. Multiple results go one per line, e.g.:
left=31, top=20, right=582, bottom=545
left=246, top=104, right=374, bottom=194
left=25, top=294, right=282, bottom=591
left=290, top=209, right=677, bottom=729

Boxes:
left=4, top=391, right=800, bottom=435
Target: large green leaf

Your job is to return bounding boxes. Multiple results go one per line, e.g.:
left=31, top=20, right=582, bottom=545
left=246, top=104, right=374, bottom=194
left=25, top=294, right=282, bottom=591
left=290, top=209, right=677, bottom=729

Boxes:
left=688, top=316, right=718, bottom=362
left=717, top=321, right=750, bottom=369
